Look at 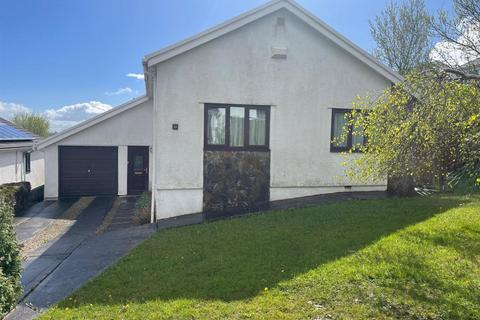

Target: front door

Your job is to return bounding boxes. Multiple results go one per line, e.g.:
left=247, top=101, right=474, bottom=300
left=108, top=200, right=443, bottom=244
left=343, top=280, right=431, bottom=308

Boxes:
left=127, top=146, right=149, bottom=195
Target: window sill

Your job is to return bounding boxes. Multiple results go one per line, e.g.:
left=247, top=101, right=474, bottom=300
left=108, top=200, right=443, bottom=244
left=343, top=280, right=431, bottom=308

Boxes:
left=330, top=148, right=363, bottom=153
left=204, top=146, right=270, bottom=152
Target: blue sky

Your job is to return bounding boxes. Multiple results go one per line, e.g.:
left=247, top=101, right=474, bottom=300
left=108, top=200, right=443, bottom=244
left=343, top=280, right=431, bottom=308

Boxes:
left=0, top=0, right=452, bottom=131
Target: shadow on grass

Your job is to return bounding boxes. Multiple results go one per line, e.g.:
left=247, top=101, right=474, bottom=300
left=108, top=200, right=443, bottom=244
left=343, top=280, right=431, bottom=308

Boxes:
left=62, top=196, right=466, bottom=307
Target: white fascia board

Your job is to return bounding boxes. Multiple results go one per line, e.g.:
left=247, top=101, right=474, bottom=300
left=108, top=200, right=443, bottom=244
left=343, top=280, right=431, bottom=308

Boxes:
left=37, top=95, right=150, bottom=150
left=143, top=0, right=285, bottom=67
left=0, top=146, right=32, bottom=152
left=283, top=1, right=403, bottom=83
left=143, top=0, right=403, bottom=84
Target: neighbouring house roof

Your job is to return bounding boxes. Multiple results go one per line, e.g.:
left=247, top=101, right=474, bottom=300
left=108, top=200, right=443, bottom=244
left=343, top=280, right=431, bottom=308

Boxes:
left=0, top=117, right=39, bottom=150
left=461, top=57, right=480, bottom=75
left=142, top=0, right=403, bottom=96
left=37, top=95, right=150, bottom=150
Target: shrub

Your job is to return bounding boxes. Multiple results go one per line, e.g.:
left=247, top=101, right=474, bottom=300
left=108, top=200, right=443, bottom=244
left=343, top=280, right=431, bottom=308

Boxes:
left=0, top=198, right=22, bottom=317
left=133, top=192, right=152, bottom=225
left=0, top=182, right=31, bottom=215
left=344, top=72, right=479, bottom=194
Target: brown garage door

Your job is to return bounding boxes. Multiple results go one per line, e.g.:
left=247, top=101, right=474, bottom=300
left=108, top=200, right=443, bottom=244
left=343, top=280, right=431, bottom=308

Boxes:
left=59, top=146, right=118, bottom=197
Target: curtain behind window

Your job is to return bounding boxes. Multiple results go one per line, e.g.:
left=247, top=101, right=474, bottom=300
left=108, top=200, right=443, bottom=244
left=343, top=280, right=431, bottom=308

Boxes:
left=352, top=122, right=365, bottom=146
left=207, top=108, right=226, bottom=145
left=249, top=109, right=266, bottom=146
left=230, top=107, right=244, bottom=147
left=333, top=112, right=348, bottom=147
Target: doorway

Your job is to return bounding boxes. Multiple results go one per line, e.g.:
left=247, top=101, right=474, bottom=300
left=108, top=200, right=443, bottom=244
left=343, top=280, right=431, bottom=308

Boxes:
left=127, top=146, right=149, bottom=195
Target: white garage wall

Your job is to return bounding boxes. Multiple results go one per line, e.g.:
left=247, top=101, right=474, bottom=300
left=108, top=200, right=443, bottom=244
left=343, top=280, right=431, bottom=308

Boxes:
left=43, top=99, right=153, bottom=199
left=153, top=9, right=391, bottom=218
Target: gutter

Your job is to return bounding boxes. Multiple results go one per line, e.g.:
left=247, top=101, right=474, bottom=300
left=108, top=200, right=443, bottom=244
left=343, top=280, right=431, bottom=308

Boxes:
left=150, top=66, right=157, bottom=224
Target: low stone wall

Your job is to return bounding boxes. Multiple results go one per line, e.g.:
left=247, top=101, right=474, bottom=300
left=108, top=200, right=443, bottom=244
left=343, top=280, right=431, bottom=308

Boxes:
left=203, top=150, right=270, bottom=218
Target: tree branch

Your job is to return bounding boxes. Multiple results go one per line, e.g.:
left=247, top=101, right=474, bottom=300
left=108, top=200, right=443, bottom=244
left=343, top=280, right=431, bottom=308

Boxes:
left=443, top=68, right=480, bottom=80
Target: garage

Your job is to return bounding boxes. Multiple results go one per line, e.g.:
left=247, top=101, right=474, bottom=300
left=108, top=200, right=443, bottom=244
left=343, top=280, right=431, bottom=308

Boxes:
left=59, top=146, right=118, bottom=197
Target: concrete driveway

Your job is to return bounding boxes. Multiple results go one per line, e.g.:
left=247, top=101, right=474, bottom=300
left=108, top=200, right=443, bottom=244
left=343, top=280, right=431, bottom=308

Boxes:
left=7, top=197, right=155, bottom=320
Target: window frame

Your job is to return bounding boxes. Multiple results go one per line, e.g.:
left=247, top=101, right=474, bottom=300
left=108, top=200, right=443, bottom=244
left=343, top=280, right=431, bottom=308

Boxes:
left=204, top=103, right=270, bottom=152
left=330, top=108, right=365, bottom=153
left=24, top=152, right=31, bottom=174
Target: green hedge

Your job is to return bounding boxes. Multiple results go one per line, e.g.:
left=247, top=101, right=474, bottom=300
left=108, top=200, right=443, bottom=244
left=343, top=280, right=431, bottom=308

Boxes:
left=0, top=182, right=31, bottom=216
left=0, top=197, right=22, bottom=317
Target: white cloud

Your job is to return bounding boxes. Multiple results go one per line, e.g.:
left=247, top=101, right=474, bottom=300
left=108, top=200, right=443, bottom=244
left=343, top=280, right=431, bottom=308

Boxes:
left=0, top=101, right=32, bottom=119
left=1, top=99, right=114, bottom=132
left=430, top=22, right=480, bottom=66
left=126, top=73, right=145, bottom=80
left=43, top=101, right=112, bottom=132
left=105, top=87, right=133, bottom=96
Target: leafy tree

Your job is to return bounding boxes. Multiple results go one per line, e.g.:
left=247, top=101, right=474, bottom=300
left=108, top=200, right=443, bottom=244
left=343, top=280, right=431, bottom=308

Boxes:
left=370, top=0, right=433, bottom=75
left=12, top=112, right=50, bottom=138
left=341, top=71, right=479, bottom=193
left=432, top=0, right=480, bottom=66
left=431, top=0, right=480, bottom=80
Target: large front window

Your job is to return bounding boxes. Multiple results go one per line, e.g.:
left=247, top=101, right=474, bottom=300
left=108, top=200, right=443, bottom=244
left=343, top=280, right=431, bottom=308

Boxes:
left=330, top=108, right=365, bottom=152
left=205, top=104, right=270, bottom=151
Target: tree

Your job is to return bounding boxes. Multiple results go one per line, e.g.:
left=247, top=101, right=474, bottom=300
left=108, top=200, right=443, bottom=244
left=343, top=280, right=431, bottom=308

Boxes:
left=342, top=71, right=479, bottom=193
left=431, top=0, right=480, bottom=78
left=11, top=112, right=50, bottom=138
left=370, top=0, right=433, bottom=75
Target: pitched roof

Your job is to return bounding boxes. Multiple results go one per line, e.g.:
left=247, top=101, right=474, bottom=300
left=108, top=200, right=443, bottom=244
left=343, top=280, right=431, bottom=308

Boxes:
left=142, top=0, right=403, bottom=96
left=37, top=95, right=150, bottom=150
left=0, top=117, right=38, bottom=141
left=0, top=117, right=39, bottom=150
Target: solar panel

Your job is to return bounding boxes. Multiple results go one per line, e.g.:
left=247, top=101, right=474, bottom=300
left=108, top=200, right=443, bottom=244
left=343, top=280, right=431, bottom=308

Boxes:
left=0, top=123, right=34, bottom=141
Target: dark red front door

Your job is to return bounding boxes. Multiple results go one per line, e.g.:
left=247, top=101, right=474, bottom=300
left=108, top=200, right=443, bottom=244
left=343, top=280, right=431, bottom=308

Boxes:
left=127, top=146, right=149, bottom=195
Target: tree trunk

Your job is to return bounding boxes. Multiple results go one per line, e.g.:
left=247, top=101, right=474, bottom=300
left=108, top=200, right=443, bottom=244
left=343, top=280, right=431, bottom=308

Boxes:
left=387, top=175, right=416, bottom=196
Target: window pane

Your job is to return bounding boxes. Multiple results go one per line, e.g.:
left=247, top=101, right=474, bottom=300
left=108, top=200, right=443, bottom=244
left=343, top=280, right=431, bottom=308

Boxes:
left=133, top=155, right=144, bottom=173
left=332, top=111, right=348, bottom=147
left=249, top=109, right=267, bottom=146
left=24, top=152, right=31, bottom=173
left=352, top=122, right=365, bottom=147
left=229, top=107, right=244, bottom=147
left=207, top=108, right=226, bottom=145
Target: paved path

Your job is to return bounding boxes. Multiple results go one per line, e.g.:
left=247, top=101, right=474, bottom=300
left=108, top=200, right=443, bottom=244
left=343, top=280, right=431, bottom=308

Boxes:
left=7, top=197, right=155, bottom=320
left=107, top=196, right=138, bottom=232
left=14, top=199, right=78, bottom=244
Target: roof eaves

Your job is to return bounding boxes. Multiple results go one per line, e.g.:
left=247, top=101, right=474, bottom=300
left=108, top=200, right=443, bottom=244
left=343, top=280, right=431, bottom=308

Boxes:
left=283, top=1, right=403, bottom=83
left=37, top=95, right=150, bottom=150
left=0, top=140, right=34, bottom=151
left=143, top=0, right=285, bottom=68
left=142, top=0, right=403, bottom=84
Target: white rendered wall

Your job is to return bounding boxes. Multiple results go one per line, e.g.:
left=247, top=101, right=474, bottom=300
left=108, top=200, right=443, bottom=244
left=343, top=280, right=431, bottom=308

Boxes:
left=0, top=149, right=44, bottom=189
left=26, top=150, right=45, bottom=189
left=118, top=146, right=128, bottom=196
left=0, top=151, right=20, bottom=185
left=153, top=9, right=390, bottom=218
left=43, top=99, right=153, bottom=199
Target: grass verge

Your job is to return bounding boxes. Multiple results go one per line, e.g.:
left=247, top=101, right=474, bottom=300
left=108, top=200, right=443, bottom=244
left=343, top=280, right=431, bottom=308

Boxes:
left=41, top=194, right=480, bottom=319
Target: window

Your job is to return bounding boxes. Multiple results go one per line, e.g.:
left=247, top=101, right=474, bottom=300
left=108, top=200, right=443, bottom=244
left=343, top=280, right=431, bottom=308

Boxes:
left=330, top=109, right=365, bottom=152
left=207, top=107, right=226, bottom=145
left=230, top=107, right=245, bottom=147
left=24, top=152, right=31, bottom=173
left=205, top=104, right=270, bottom=151
left=249, top=109, right=267, bottom=146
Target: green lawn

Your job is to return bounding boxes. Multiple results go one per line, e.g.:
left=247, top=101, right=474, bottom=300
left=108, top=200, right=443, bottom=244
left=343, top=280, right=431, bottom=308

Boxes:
left=41, top=194, right=480, bottom=319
